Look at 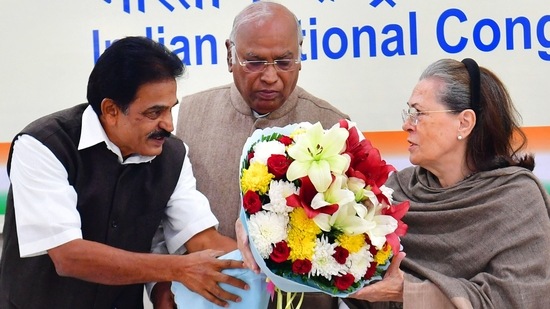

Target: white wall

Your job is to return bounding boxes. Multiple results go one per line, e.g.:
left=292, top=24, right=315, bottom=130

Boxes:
left=1, top=0, right=549, bottom=142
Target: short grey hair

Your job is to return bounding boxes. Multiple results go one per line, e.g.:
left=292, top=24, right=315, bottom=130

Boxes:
left=229, top=1, right=303, bottom=48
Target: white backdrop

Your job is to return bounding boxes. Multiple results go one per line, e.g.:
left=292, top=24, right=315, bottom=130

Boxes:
left=0, top=0, right=549, bottom=142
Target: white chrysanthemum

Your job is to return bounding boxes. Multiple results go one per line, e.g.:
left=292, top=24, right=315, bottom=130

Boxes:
left=347, top=245, right=374, bottom=282
left=247, top=211, right=288, bottom=259
left=251, top=140, right=286, bottom=165
left=380, top=185, right=394, bottom=204
left=263, top=180, right=298, bottom=213
left=310, top=236, right=343, bottom=280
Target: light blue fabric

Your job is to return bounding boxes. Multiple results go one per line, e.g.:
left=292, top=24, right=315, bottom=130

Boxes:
left=172, top=249, right=270, bottom=308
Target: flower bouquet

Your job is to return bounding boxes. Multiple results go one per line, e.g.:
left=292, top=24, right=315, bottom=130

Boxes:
left=239, top=119, right=409, bottom=302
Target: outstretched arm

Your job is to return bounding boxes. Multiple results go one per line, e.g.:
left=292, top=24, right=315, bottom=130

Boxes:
left=48, top=228, right=248, bottom=308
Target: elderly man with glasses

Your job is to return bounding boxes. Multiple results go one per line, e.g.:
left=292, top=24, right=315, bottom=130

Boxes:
left=174, top=1, right=349, bottom=309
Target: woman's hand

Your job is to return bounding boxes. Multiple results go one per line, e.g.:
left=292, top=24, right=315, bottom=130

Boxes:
left=350, top=252, right=406, bottom=302
left=235, top=218, right=260, bottom=274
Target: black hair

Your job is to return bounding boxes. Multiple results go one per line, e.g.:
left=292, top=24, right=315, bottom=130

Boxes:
left=86, top=36, right=184, bottom=115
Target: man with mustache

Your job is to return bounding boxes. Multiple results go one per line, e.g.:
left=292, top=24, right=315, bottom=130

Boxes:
left=0, top=36, right=248, bottom=309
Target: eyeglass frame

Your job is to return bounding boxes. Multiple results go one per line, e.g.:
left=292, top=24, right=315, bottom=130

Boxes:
left=401, top=106, right=459, bottom=126
left=230, top=44, right=301, bottom=73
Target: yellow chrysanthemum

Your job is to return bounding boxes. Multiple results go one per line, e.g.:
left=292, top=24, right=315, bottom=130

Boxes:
left=374, top=243, right=392, bottom=264
left=287, top=208, right=321, bottom=261
left=289, top=128, right=307, bottom=139
left=289, top=207, right=321, bottom=236
left=240, top=162, right=274, bottom=195
left=336, top=233, right=366, bottom=254
left=287, top=232, right=316, bottom=261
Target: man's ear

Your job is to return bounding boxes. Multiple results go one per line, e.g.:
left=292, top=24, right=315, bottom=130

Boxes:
left=100, top=98, right=119, bottom=125
left=225, top=39, right=233, bottom=73
left=458, top=109, right=476, bottom=138
left=298, top=43, right=303, bottom=72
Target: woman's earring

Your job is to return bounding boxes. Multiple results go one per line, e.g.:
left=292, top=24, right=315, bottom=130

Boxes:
left=458, top=135, right=463, bottom=140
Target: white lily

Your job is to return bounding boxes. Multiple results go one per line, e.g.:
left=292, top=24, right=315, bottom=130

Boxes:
left=310, top=175, right=356, bottom=231
left=286, top=122, right=350, bottom=192
left=361, top=203, right=398, bottom=249
left=347, top=176, right=371, bottom=203
left=330, top=202, right=376, bottom=235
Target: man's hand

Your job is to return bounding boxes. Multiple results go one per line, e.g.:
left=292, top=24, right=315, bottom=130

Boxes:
left=235, top=218, right=260, bottom=274
left=350, top=252, right=406, bottom=302
left=47, top=236, right=247, bottom=308
left=176, top=249, right=249, bottom=307
left=151, top=281, right=176, bottom=309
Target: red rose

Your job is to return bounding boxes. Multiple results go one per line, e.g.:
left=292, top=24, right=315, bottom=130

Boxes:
left=247, top=150, right=254, bottom=162
left=366, top=236, right=379, bottom=256
left=332, top=246, right=349, bottom=264
left=267, top=154, right=291, bottom=179
left=369, top=245, right=378, bottom=256
left=291, top=259, right=312, bottom=275
left=269, top=241, right=290, bottom=263
left=277, top=135, right=293, bottom=146
left=334, top=273, right=355, bottom=290
left=243, top=190, right=262, bottom=214
left=363, top=261, right=378, bottom=280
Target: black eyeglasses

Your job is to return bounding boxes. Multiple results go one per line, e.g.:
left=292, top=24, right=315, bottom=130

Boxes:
left=231, top=45, right=300, bottom=73
left=401, top=106, right=457, bottom=126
